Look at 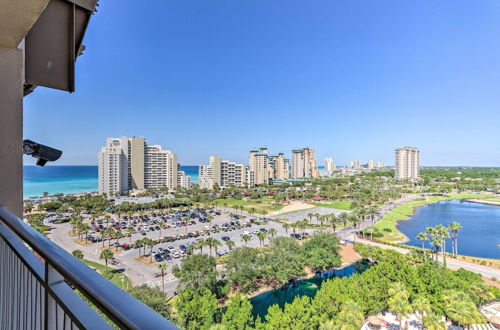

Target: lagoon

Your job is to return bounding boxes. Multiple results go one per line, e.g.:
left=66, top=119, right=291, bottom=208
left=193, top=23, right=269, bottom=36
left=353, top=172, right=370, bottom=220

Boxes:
left=398, top=199, right=500, bottom=259
left=250, top=260, right=371, bottom=319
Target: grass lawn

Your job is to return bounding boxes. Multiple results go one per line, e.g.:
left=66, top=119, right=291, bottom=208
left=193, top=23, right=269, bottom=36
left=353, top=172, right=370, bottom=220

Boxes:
left=83, top=259, right=132, bottom=290
left=372, top=193, right=490, bottom=243
left=215, top=198, right=284, bottom=215
left=316, top=200, right=352, bottom=210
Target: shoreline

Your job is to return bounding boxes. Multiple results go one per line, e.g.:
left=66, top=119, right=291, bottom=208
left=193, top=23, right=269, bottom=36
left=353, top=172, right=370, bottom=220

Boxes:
left=466, top=198, right=500, bottom=206
left=373, top=193, right=495, bottom=244
left=243, top=244, right=362, bottom=300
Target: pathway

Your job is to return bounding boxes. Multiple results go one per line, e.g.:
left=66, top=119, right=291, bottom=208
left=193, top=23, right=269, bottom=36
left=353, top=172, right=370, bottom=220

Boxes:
left=358, top=239, right=500, bottom=279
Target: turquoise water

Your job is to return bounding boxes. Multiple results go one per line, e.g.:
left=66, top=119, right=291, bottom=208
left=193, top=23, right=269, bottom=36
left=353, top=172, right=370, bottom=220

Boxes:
left=23, top=165, right=199, bottom=198
left=250, top=260, right=371, bottom=319
left=398, top=199, right=500, bottom=259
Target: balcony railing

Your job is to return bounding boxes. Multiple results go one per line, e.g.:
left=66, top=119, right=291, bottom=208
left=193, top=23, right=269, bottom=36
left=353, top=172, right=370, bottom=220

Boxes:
left=0, top=207, right=178, bottom=329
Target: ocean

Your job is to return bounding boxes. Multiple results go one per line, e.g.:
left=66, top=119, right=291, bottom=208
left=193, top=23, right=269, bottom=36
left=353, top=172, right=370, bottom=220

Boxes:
left=23, top=165, right=200, bottom=198
left=24, top=165, right=330, bottom=198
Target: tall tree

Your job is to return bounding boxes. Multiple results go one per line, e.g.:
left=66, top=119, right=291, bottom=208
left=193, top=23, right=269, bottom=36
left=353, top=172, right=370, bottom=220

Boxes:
left=221, top=293, right=255, bottom=329
left=157, top=262, right=168, bottom=292
left=172, top=254, right=217, bottom=291
left=99, top=248, right=114, bottom=266
left=387, top=282, right=413, bottom=329
left=333, top=301, right=365, bottom=330
left=176, top=288, right=219, bottom=330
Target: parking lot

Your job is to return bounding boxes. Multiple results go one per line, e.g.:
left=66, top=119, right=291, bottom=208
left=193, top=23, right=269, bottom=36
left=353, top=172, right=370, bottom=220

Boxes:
left=47, top=207, right=315, bottom=295
left=42, top=197, right=414, bottom=297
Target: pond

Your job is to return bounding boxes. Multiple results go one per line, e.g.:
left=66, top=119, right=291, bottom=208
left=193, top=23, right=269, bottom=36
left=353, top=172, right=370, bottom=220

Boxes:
left=250, top=260, right=371, bottom=319
left=397, top=199, right=500, bottom=259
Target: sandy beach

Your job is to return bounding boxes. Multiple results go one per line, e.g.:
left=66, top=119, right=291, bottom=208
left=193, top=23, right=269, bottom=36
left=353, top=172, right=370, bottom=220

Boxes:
left=268, top=201, right=317, bottom=216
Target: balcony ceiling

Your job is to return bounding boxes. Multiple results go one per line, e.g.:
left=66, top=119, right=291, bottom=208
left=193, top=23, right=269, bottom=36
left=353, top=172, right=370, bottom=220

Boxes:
left=0, top=0, right=50, bottom=48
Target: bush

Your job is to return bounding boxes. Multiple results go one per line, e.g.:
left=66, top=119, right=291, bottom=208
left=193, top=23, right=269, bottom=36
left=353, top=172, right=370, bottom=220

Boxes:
left=372, top=232, right=384, bottom=238
left=382, top=228, right=392, bottom=232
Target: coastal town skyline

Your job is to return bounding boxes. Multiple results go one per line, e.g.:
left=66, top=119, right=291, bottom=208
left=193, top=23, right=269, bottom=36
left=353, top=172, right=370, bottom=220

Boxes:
left=22, top=0, right=500, bottom=167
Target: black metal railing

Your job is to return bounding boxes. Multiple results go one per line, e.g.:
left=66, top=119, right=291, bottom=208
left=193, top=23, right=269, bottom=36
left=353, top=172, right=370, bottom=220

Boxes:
left=0, top=207, right=178, bottom=329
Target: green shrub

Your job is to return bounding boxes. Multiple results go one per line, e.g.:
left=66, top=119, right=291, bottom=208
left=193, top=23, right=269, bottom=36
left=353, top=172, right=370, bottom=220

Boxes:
left=372, top=232, right=384, bottom=238
left=382, top=228, right=392, bottom=232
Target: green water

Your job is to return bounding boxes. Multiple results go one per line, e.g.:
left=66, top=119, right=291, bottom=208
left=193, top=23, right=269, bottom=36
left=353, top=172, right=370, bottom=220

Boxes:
left=250, top=260, right=371, bottom=319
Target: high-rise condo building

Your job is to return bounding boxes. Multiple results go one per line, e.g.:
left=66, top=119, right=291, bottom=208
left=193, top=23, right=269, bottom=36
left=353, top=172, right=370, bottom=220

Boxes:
left=199, top=156, right=246, bottom=189
left=199, top=156, right=221, bottom=189
left=177, top=171, right=192, bottom=189
left=395, top=146, right=420, bottom=180
left=98, top=137, right=178, bottom=195
left=291, top=148, right=318, bottom=179
left=377, top=161, right=385, bottom=168
left=325, top=158, right=336, bottom=173
left=246, top=168, right=256, bottom=187
left=249, top=148, right=269, bottom=185
left=269, top=153, right=290, bottom=181
left=98, top=138, right=129, bottom=195
left=350, top=160, right=360, bottom=169
left=368, top=160, right=375, bottom=169
left=144, top=144, right=178, bottom=190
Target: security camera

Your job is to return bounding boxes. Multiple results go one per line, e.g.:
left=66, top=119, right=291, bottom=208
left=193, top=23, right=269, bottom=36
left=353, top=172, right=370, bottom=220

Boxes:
left=23, top=139, right=62, bottom=166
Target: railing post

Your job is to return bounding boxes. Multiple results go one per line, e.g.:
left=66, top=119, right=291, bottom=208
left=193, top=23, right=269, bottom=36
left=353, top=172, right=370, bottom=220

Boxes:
left=44, top=263, right=64, bottom=329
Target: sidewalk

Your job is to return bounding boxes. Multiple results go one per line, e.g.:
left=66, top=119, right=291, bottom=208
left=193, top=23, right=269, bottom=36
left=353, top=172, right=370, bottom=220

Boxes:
left=358, top=238, right=500, bottom=279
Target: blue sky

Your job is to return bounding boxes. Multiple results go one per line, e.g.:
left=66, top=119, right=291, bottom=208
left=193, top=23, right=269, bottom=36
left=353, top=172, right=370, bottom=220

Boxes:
left=24, top=0, right=500, bottom=166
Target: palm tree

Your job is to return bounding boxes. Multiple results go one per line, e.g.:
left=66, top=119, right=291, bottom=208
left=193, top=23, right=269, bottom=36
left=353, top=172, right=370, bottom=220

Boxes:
left=158, top=222, right=167, bottom=240
left=157, top=262, right=168, bottom=292
left=225, top=239, right=235, bottom=251
left=104, top=228, right=115, bottom=247
left=442, top=290, right=484, bottom=328
left=241, top=234, right=251, bottom=247
left=333, top=301, right=365, bottom=329
left=412, top=295, right=431, bottom=321
left=318, top=215, right=325, bottom=230
left=268, top=228, right=277, bottom=238
left=207, top=216, right=214, bottom=235
left=339, top=212, right=349, bottom=228
left=212, top=239, right=222, bottom=255
left=448, top=221, right=462, bottom=257
left=257, top=231, right=267, bottom=247
left=426, top=227, right=440, bottom=261
left=205, top=237, right=216, bottom=255
left=435, top=224, right=450, bottom=266
left=197, top=239, right=206, bottom=254
left=72, top=250, right=84, bottom=259
left=368, top=206, right=380, bottom=224
left=81, top=223, right=91, bottom=243
left=422, top=313, right=446, bottom=330
left=113, top=230, right=122, bottom=246
left=416, top=232, right=428, bottom=250
left=329, top=214, right=338, bottom=232
left=282, top=222, right=290, bottom=235
left=349, top=213, right=360, bottom=229
left=388, top=282, right=413, bottom=329
left=104, top=215, right=111, bottom=229
left=99, top=248, right=114, bottom=266
left=307, top=213, right=314, bottom=223
left=186, top=244, right=196, bottom=255
left=136, top=238, right=144, bottom=257
left=145, top=238, right=156, bottom=262
left=126, top=227, right=134, bottom=244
